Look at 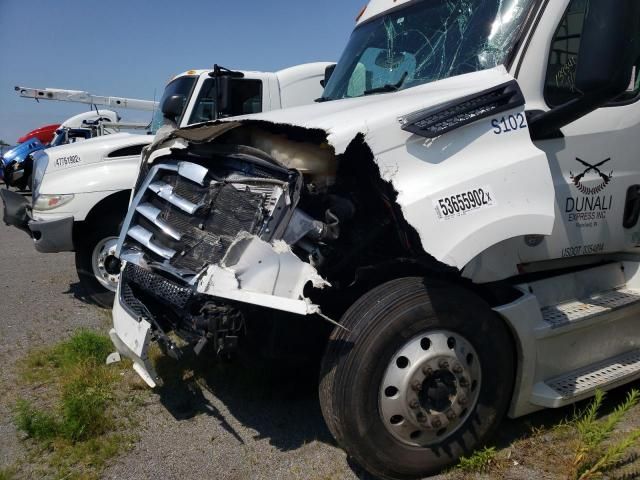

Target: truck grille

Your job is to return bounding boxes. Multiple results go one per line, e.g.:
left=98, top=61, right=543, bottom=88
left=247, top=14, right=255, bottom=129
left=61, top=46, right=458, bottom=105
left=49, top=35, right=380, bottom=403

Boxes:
left=116, top=160, right=291, bottom=279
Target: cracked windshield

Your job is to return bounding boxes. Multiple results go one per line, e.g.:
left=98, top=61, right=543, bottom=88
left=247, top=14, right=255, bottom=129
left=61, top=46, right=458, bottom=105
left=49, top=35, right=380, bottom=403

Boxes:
left=323, top=0, right=537, bottom=100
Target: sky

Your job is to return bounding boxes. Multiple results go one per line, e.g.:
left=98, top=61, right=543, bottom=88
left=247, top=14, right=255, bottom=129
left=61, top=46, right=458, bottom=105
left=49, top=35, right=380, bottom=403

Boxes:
left=0, top=0, right=363, bottom=144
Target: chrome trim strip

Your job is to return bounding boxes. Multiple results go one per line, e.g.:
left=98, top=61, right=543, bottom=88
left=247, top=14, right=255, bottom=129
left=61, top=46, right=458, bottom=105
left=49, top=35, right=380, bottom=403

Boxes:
left=136, top=203, right=182, bottom=241
left=127, top=225, right=176, bottom=260
left=148, top=181, right=200, bottom=215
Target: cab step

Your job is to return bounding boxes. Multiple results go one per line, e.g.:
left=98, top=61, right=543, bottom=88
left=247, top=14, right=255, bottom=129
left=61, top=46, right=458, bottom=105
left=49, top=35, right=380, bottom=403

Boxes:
left=524, top=262, right=640, bottom=339
left=540, top=286, right=640, bottom=330
left=531, top=349, right=640, bottom=408
left=500, top=261, right=640, bottom=417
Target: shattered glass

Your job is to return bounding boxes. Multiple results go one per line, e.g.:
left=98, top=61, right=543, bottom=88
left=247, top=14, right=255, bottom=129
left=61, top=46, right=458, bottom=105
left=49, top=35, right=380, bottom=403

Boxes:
left=323, top=0, right=537, bottom=100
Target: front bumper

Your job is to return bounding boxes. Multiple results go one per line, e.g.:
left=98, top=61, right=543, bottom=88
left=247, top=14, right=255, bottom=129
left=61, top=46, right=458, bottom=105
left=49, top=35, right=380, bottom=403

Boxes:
left=29, top=216, right=74, bottom=253
left=110, top=284, right=160, bottom=388
left=1, top=189, right=31, bottom=235
left=0, top=189, right=74, bottom=253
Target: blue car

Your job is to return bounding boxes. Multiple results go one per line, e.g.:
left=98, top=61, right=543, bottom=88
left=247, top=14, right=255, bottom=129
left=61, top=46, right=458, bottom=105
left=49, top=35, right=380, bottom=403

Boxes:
left=0, top=138, right=45, bottom=189
left=1, top=128, right=95, bottom=190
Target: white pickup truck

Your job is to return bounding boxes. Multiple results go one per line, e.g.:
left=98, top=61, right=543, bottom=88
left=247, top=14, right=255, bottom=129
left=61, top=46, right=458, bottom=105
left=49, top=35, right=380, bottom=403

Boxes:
left=110, top=0, right=640, bottom=478
left=1, top=63, right=332, bottom=307
left=2, top=86, right=159, bottom=189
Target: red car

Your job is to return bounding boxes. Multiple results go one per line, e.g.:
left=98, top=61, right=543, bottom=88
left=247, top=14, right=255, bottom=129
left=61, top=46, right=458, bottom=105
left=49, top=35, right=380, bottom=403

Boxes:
left=17, top=124, right=60, bottom=145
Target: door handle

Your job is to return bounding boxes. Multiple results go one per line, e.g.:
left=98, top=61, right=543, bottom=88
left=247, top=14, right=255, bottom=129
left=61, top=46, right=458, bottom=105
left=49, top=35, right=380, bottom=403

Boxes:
left=623, top=185, right=640, bottom=229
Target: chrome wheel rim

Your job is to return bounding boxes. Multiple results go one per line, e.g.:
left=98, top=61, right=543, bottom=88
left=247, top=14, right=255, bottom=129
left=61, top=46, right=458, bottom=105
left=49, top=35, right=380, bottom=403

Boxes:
left=379, top=330, right=481, bottom=447
left=91, top=236, right=120, bottom=292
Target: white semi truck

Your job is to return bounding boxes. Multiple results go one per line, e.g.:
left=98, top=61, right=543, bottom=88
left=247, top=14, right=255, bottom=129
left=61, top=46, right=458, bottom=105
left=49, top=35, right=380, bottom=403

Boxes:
left=1, top=63, right=332, bottom=307
left=109, top=0, right=640, bottom=478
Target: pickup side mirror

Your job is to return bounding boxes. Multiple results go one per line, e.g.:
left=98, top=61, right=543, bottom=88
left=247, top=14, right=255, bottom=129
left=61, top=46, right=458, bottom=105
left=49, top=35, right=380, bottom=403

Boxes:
left=161, top=94, right=186, bottom=122
left=530, top=0, right=640, bottom=140
left=217, top=76, right=232, bottom=114
left=321, top=64, right=337, bottom=88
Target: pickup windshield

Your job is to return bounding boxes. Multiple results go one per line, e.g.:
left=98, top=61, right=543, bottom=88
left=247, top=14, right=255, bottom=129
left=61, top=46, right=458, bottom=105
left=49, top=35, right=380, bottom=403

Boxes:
left=188, top=77, right=264, bottom=123
left=150, top=75, right=198, bottom=133
left=322, top=0, right=538, bottom=100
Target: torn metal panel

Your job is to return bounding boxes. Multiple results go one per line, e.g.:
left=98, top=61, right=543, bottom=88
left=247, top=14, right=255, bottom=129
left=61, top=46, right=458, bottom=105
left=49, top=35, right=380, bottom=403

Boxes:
left=197, top=234, right=329, bottom=315
left=143, top=121, right=242, bottom=164
left=197, top=235, right=329, bottom=315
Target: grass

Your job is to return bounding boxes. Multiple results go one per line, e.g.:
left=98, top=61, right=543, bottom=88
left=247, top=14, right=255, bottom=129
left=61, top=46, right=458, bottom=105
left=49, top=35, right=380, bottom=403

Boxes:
left=457, top=446, right=498, bottom=474
left=13, top=329, right=146, bottom=480
left=0, top=466, right=16, bottom=480
left=570, top=389, right=640, bottom=480
left=453, top=388, right=640, bottom=479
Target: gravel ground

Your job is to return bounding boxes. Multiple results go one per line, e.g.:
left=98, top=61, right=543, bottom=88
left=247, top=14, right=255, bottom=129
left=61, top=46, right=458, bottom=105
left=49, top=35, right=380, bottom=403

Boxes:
left=1, top=193, right=638, bottom=480
left=0, top=194, right=363, bottom=480
left=0, top=194, right=107, bottom=473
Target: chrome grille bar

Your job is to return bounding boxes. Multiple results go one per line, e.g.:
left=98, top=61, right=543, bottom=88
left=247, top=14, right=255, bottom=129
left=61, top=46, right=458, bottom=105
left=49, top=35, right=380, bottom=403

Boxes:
left=115, top=163, right=178, bottom=257
left=136, top=203, right=182, bottom=240
left=127, top=225, right=176, bottom=260
left=148, top=181, right=201, bottom=214
left=178, top=161, right=208, bottom=185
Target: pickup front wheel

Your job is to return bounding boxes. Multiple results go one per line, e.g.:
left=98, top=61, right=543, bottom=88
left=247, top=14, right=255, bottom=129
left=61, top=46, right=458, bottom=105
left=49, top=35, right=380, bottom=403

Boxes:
left=75, top=217, right=123, bottom=309
left=319, top=277, right=515, bottom=480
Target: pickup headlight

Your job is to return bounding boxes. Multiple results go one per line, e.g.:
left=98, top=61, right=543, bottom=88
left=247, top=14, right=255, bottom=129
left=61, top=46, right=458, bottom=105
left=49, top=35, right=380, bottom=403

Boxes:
left=31, top=151, right=49, bottom=198
left=33, top=194, right=74, bottom=211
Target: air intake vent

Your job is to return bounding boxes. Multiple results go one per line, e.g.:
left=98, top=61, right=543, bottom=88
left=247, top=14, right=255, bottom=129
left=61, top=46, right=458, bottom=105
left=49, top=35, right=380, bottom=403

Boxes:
left=401, top=80, right=525, bottom=138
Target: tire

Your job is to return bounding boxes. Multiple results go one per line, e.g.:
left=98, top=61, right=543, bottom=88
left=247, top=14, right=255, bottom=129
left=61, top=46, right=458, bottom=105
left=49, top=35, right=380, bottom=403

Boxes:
left=319, top=277, right=515, bottom=480
left=75, top=215, right=123, bottom=309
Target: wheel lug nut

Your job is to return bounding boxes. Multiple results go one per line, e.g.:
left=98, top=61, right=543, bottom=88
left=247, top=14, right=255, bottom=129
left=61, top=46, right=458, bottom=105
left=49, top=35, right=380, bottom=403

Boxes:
left=411, top=380, right=422, bottom=392
left=458, top=395, right=468, bottom=406
left=439, top=359, right=449, bottom=369
left=446, top=410, right=457, bottom=420
left=432, top=418, right=442, bottom=429
left=422, top=366, right=433, bottom=376
left=417, top=413, right=427, bottom=423
left=453, top=364, right=463, bottom=374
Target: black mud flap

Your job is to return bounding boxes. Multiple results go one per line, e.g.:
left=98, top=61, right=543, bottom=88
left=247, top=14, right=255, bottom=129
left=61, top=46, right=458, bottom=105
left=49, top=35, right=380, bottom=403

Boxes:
left=0, top=189, right=31, bottom=235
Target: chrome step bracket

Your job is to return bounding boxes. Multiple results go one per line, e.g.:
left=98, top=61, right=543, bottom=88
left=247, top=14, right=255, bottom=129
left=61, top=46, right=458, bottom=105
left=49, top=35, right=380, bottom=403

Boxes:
left=531, top=349, right=640, bottom=408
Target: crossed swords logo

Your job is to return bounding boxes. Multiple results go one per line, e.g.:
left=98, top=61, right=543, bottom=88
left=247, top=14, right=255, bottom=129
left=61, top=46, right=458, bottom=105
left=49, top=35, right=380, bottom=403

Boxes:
left=570, top=158, right=614, bottom=195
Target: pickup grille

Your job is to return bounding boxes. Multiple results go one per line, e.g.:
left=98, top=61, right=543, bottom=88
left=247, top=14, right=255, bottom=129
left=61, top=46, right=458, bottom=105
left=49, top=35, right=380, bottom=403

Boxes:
left=116, top=160, right=290, bottom=279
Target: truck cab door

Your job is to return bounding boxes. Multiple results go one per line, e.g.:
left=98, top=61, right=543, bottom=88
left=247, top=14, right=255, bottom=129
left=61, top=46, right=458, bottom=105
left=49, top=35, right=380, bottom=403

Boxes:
left=517, top=0, right=640, bottom=263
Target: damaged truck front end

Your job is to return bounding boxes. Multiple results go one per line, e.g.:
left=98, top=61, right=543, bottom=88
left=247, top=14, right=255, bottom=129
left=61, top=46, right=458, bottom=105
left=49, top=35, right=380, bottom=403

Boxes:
left=111, top=121, right=421, bottom=387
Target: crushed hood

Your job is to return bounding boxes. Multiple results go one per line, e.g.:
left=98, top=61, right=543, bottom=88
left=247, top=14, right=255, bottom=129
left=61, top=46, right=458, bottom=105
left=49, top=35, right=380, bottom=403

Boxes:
left=143, top=65, right=556, bottom=274
left=151, top=67, right=514, bottom=157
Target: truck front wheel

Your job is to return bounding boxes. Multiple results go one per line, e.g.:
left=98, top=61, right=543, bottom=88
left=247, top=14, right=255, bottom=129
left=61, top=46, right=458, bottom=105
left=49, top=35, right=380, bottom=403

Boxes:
left=75, top=217, right=122, bottom=309
left=319, top=277, right=515, bottom=480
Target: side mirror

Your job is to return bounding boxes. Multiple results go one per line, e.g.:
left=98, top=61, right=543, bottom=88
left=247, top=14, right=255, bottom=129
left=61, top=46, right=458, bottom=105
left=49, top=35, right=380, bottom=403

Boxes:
left=321, top=64, right=336, bottom=88
left=530, top=0, right=640, bottom=140
left=217, top=76, right=232, bottom=114
left=161, top=94, right=186, bottom=121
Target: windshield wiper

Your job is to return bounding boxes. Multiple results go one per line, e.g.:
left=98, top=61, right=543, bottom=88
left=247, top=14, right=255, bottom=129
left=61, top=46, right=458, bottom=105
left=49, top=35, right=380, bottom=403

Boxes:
left=363, top=71, right=409, bottom=96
